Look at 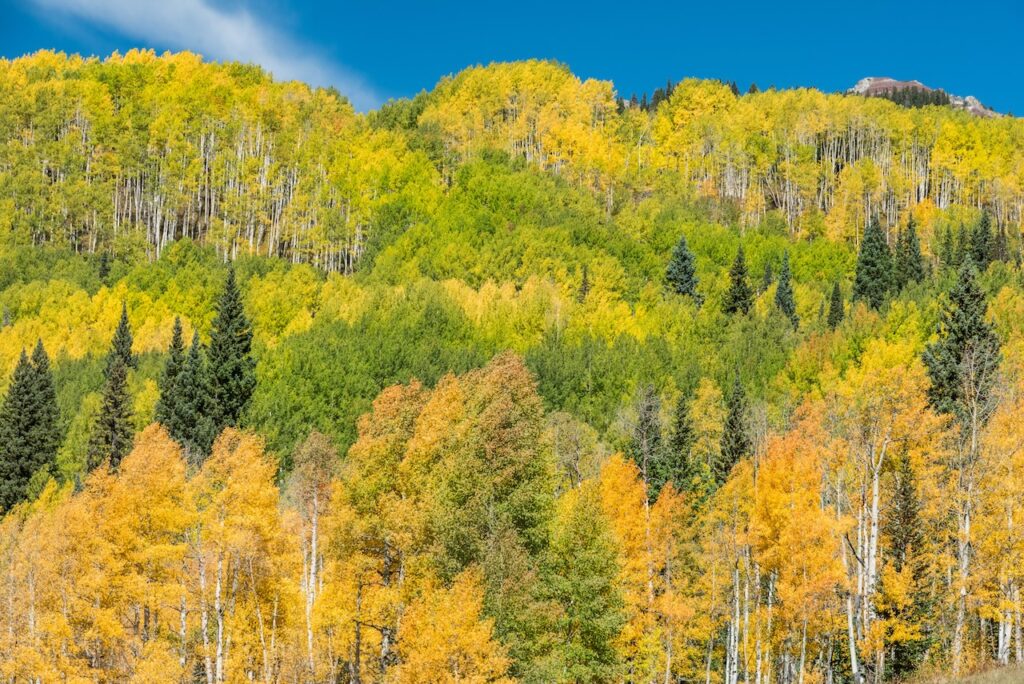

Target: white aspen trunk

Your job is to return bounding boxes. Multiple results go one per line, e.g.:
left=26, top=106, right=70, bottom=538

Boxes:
left=1015, top=584, right=1023, bottom=663
left=952, top=500, right=971, bottom=678
left=199, top=550, right=214, bottom=684
left=798, top=618, right=808, bottom=684
left=727, top=565, right=741, bottom=684
left=179, top=592, right=188, bottom=669
left=706, top=633, right=715, bottom=684
left=846, top=593, right=861, bottom=683
left=305, top=491, right=320, bottom=677
left=215, top=555, right=225, bottom=684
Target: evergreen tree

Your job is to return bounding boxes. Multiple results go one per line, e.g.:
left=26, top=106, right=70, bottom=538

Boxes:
left=577, top=264, right=591, bottom=303
left=923, top=259, right=1001, bottom=423
left=971, top=212, right=993, bottom=270
left=852, top=218, right=893, bottom=310
left=774, top=251, right=798, bottom=327
left=87, top=358, right=134, bottom=471
left=760, top=260, right=773, bottom=294
left=881, top=453, right=932, bottom=677
left=893, top=216, right=926, bottom=290
left=665, top=234, right=701, bottom=304
left=0, top=342, right=61, bottom=512
left=827, top=282, right=845, bottom=329
left=629, top=385, right=663, bottom=500
left=651, top=393, right=700, bottom=500
left=29, top=341, right=61, bottom=463
left=716, top=375, right=750, bottom=486
left=207, top=268, right=256, bottom=430
left=98, top=251, right=111, bottom=282
left=106, top=302, right=136, bottom=372
left=154, top=317, right=186, bottom=428
left=165, top=333, right=217, bottom=460
left=954, top=224, right=970, bottom=268
left=939, top=225, right=956, bottom=270
left=722, top=245, right=753, bottom=315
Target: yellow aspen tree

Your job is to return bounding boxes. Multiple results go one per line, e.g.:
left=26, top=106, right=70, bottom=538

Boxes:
left=189, top=429, right=297, bottom=684
left=388, top=569, right=513, bottom=684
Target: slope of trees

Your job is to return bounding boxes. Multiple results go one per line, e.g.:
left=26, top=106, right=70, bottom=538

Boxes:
left=3, top=50, right=1024, bottom=683
left=4, top=51, right=1024, bottom=271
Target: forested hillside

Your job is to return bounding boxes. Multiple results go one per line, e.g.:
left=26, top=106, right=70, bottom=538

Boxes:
left=2, top=50, right=1024, bottom=683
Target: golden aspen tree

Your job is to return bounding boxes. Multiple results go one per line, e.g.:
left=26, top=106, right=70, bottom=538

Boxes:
left=189, top=429, right=297, bottom=683
left=389, top=569, right=513, bottom=684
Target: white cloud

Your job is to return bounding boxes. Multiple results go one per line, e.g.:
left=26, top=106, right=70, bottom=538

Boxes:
left=29, top=0, right=380, bottom=110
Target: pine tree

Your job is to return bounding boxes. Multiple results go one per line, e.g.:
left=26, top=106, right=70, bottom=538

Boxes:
left=651, top=394, right=700, bottom=500
left=893, top=216, right=926, bottom=290
left=955, top=224, right=970, bottom=268
left=107, top=302, right=136, bottom=373
left=923, top=259, right=1001, bottom=423
left=939, top=225, right=956, bottom=270
left=577, top=264, right=591, bottom=303
left=723, top=245, right=753, bottom=315
left=29, top=340, right=60, bottom=463
left=165, top=332, right=217, bottom=460
left=154, top=317, right=186, bottom=428
left=665, top=234, right=701, bottom=304
left=827, top=282, right=844, bottom=329
left=881, top=453, right=932, bottom=676
left=774, top=251, right=798, bottom=327
left=0, top=342, right=61, bottom=512
left=716, top=375, right=750, bottom=486
left=852, top=218, right=893, bottom=310
left=971, top=212, right=993, bottom=270
left=760, top=260, right=774, bottom=294
left=98, top=251, right=111, bottom=282
left=629, top=384, right=663, bottom=500
left=207, top=268, right=256, bottom=431
left=87, top=358, right=135, bottom=471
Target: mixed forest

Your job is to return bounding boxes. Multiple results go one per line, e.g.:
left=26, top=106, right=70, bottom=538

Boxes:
left=2, top=50, right=1024, bottom=683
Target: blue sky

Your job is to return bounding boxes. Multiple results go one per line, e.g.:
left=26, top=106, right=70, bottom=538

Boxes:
left=1, top=0, right=1022, bottom=113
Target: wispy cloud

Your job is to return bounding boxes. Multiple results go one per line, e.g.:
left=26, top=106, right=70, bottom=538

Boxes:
left=28, top=0, right=381, bottom=110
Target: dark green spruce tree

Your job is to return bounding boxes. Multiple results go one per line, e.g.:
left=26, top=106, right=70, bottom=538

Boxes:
left=923, top=259, right=1001, bottom=423
left=0, top=342, right=61, bottom=512
left=665, top=234, right=701, bottom=305
left=716, top=375, right=750, bottom=487
left=893, top=216, right=926, bottom=291
left=154, top=317, right=186, bottom=428
left=98, top=251, right=111, bottom=282
left=722, top=245, right=753, bottom=315
left=852, top=218, right=893, bottom=310
left=87, top=357, right=134, bottom=471
left=107, top=301, right=137, bottom=372
left=774, top=251, right=798, bottom=327
left=880, top=452, right=932, bottom=677
left=577, top=264, right=591, bottom=303
left=939, top=226, right=956, bottom=270
left=760, top=260, right=774, bottom=294
left=827, top=282, right=845, bottom=329
left=971, top=212, right=993, bottom=271
left=207, top=268, right=256, bottom=431
left=651, top=393, right=700, bottom=500
left=167, top=333, right=217, bottom=460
